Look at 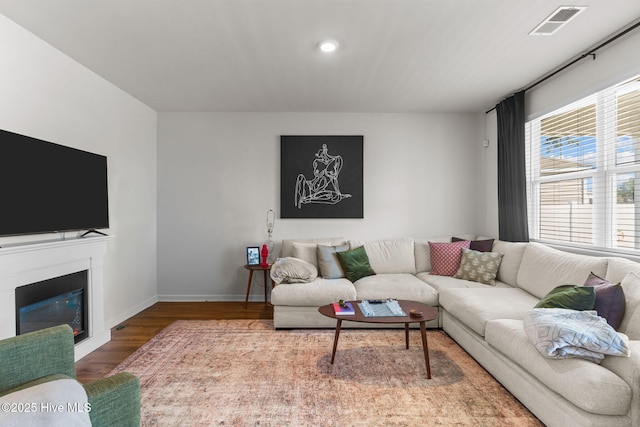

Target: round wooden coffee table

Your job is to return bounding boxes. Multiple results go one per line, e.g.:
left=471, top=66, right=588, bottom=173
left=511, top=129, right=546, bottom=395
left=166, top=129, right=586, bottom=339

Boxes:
left=318, top=300, right=438, bottom=378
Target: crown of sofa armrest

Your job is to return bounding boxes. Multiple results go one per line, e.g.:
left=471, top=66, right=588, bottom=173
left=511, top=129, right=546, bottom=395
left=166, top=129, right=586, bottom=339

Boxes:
left=84, top=372, right=141, bottom=427
left=0, top=324, right=76, bottom=394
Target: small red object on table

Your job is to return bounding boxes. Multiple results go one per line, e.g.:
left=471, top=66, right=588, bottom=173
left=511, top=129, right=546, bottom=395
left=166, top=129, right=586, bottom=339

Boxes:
left=260, top=244, right=269, bottom=267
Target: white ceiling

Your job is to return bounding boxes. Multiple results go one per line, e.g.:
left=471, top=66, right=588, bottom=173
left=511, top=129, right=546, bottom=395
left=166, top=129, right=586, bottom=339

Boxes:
left=2, top=0, right=640, bottom=113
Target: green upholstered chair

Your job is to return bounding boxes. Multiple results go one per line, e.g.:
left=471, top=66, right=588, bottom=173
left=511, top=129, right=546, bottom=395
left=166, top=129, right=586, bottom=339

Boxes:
left=0, top=324, right=140, bottom=427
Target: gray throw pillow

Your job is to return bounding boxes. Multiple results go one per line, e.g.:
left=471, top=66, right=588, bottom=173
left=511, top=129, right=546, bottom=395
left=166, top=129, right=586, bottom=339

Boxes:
left=454, top=248, right=504, bottom=285
left=317, top=244, right=350, bottom=279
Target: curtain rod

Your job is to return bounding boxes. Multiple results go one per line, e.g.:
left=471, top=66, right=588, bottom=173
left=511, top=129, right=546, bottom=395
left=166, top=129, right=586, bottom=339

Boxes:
left=485, top=19, right=640, bottom=114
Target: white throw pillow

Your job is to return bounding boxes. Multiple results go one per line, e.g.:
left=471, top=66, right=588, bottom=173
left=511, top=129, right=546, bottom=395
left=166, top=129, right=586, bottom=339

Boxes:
left=270, top=257, right=319, bottom=285
left=292, top=242, right=320, bottom=267
left=0, top=379, right=91, bottom=427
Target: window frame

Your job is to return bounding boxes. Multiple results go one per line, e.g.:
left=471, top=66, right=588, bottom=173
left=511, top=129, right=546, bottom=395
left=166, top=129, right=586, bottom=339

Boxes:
left=525, top=76, right=640, bottom=255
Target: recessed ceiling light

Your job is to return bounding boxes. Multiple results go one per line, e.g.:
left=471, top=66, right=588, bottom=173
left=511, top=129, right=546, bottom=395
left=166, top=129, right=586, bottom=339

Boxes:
left=318, top=39, right=339, bottom=53
left=530, top=6, right=587, bottom=36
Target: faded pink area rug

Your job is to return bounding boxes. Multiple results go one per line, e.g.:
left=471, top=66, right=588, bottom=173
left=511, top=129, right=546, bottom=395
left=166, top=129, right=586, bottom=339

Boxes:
left=109, top=319, right=542, bottom=426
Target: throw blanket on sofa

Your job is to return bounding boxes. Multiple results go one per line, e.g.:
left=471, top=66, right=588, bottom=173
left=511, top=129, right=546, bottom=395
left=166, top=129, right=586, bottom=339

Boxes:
left=270, top=257, right=318, bottom=285
left=524, top=308, right=630, bottom=363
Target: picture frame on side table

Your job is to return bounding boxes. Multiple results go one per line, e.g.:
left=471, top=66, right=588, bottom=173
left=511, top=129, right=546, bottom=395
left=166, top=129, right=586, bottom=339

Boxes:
left=246, top=246, right=260, bottom=266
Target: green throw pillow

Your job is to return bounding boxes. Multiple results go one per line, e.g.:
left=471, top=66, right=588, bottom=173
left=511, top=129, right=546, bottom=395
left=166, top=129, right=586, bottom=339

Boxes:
left=335, top=246, right=376, bottom=282
left=535, top=285, right=596, bottom=310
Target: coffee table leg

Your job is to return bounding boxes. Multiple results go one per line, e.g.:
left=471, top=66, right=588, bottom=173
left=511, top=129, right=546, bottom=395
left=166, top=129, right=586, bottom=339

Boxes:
left=420, top=321, right=431, bottom=379
left=330, top=319, right=342, bottom=364
left=405, top=323, right=410, bottom=349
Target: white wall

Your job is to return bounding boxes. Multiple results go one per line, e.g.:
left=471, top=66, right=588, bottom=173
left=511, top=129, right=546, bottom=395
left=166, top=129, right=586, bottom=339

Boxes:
left=527, top=26, right=640, bottom=120
left=157, top=112, right=484, bottom=300
left=0, top=16, right=158, bottom=327
left=480, top=111, right=499, bottom=238
left=483, top=28, right=640, bottom=237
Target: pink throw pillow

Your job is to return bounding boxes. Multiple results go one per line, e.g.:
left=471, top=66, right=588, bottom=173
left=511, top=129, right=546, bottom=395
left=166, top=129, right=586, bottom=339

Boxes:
left=429, top=240, right=471, bottom=276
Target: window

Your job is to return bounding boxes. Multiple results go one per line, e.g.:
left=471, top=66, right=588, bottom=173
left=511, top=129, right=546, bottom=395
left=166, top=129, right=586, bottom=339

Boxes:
left=526, top=75, right=640, bottom=253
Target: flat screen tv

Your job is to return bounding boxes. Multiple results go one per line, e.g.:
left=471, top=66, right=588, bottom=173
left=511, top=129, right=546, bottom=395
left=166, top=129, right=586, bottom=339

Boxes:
left=0, top=129, right=109, bottom=237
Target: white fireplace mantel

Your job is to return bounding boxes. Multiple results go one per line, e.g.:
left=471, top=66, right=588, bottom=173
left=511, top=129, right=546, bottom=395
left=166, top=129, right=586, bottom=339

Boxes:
left=0, top=235, right=113, bottom=360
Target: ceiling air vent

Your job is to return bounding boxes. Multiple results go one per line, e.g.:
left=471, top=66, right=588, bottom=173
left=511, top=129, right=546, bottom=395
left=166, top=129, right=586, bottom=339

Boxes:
left=530, top=6, right=587, bottom=36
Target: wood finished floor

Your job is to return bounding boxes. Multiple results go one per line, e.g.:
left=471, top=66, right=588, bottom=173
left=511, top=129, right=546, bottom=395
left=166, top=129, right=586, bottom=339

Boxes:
left=75, top=302, right=273, bottom=383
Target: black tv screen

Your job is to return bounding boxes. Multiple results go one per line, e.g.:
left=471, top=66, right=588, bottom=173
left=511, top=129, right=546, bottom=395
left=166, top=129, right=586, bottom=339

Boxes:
left=0, top=129, right=109, bottom=237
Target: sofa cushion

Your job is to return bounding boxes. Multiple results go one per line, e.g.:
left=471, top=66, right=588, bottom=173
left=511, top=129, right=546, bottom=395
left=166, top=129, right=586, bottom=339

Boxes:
left=439, top=288, right=539, bottom=336
left=0, top=378, right=92, bottom=426
left=583, top=272, right=626, bottom=330
left=417, top=272, right=512, bottom=292
left=413, top=236, right=451, bottom=273
left=270, top=278, right=356, bottom=306
left=601, top=340, right=640, bottom=397
left=619, top=272, right=640, bottom=339
left=353, top=274, right=438, bottom=305
left=454, top=248, right=503, bottom=285
left=336, top=246, right=376, bottom=282
left=316, top=244, right=349, bottom=279
left=492, top=240, right=527, bottom=287
left=485, top=319, right=631, bottom=416
left=516, top=243, right=608, bottom=299
left=534, top=285, right=596, bottom=310
left=363, top=238, right=416, bottom=274
left=429, top=240, right=470, bottom=276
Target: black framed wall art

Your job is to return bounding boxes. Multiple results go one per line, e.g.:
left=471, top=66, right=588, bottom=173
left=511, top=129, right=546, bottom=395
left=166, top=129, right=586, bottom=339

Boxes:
left=280, top=135, right=363, bottom=218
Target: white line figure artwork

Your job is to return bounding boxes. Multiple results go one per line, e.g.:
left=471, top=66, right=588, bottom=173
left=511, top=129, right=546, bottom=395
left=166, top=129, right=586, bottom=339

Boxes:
left=295, top=144, right=351, bottom=209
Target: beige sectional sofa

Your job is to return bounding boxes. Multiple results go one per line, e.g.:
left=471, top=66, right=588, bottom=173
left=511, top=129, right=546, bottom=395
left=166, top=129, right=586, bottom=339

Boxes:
left=270, top=236, right=640, bottom=427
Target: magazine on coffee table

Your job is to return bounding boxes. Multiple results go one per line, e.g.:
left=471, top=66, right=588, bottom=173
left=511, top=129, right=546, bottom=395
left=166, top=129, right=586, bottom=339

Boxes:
left=358, top=299, right=407, bottom=317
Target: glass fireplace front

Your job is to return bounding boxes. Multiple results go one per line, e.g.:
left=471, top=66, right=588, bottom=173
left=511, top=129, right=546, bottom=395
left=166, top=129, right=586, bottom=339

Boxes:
left=15, top=271, right=88, bottom=344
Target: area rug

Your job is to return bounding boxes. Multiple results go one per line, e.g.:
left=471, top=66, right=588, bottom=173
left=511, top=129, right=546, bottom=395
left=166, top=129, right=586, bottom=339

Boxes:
left=108, top=320, right=543, bottom=426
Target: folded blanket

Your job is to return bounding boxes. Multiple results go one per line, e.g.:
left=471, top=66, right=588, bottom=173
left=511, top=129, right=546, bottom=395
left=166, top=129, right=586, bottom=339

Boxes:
left=524, top=308, right=630, bottom=363
left=270, top=257, right=318, bottom=285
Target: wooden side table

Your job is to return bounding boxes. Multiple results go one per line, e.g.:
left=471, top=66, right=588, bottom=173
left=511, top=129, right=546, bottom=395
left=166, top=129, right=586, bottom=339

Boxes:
left=243, top=264, right=274, bottom=308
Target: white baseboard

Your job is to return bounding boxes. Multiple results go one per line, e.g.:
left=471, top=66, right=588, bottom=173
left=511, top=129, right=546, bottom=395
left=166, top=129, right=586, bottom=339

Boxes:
left=157, top=294, right=264, bottom=302
left=106, top=294, right=158, bottom=329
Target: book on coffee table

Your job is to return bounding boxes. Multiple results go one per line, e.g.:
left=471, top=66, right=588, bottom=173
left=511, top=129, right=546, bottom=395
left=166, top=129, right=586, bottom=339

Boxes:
left=332, top=301, right=355, bottom=315
left=358, top=300, right=407, bottom=317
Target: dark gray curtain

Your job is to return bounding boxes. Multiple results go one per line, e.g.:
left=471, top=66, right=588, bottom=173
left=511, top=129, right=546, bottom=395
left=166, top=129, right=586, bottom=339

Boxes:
left=496, top=91, right=529, bottom=242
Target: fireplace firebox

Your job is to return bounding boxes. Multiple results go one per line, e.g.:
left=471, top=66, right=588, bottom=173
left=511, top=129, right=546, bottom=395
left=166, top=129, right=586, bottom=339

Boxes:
left=15, top=270, right=89, bottom=344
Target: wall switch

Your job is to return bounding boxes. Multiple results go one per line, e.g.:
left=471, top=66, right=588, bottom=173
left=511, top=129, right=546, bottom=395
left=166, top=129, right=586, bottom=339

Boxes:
left=482, top=139, right=490, bottom=147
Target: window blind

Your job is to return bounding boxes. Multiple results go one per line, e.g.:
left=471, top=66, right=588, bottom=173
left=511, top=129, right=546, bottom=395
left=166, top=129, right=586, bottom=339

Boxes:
left=526, top=75, right=640, bottom=252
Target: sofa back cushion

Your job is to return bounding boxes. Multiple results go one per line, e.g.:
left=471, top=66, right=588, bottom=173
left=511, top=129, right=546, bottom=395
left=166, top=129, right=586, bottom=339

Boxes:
left=516, top=243, right=608, bottom=299
left=605, top=256, right=640, bottom=284
left=413, top=236, right=452, bottom=273
left=492, top=240, right=528, bottom=287
left=280, top=237, right=345, bottom=259
left=363, top=238, right=416, bottom=274
left=619, top=272, right=640, bottom=339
